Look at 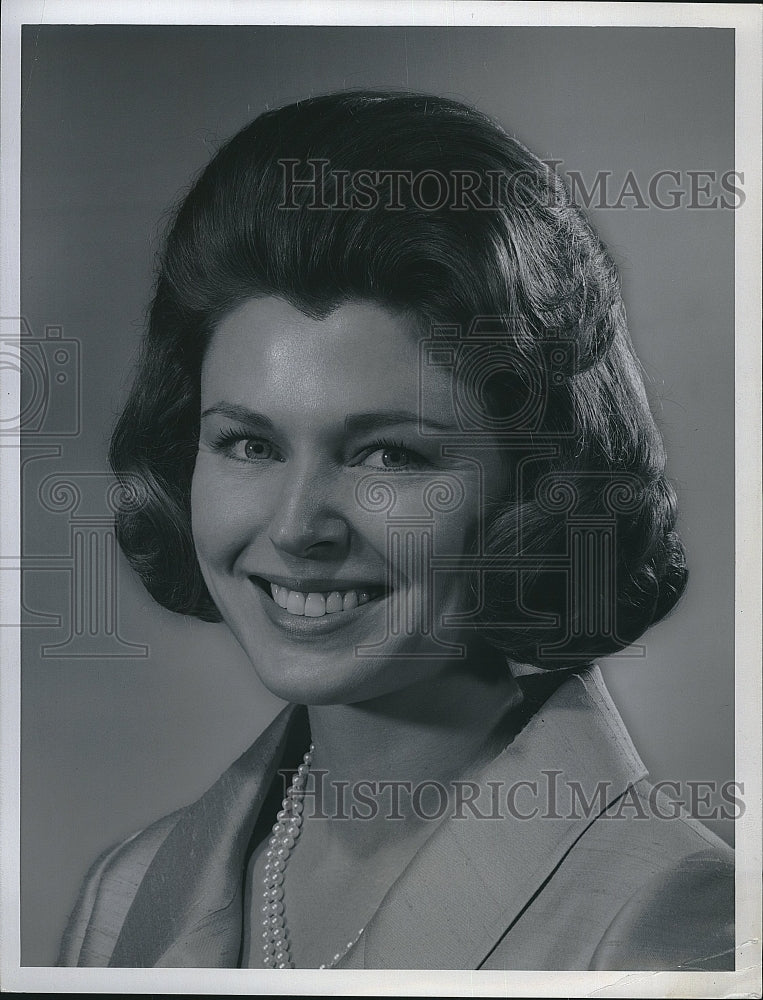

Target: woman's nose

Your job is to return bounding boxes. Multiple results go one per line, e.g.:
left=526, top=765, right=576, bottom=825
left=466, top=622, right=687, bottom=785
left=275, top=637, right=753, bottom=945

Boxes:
left=267, top=463, right=350, bottom=559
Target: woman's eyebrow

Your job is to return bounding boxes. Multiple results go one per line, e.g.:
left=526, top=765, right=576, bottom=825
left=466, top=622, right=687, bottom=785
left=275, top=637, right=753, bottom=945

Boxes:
left=200, top=402, right=274, bottom=431
left=344, top=410, right=458, bottom=435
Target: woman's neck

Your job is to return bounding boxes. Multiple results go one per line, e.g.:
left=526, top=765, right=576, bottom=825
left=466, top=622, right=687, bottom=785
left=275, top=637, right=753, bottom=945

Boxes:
left=302, top=645, right=524, bottom=854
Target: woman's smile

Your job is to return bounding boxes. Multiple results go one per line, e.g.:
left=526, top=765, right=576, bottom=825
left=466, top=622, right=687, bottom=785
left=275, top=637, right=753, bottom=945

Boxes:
left=249, top=572, right=393, bottom=640
left=252, top=574, right=388, bottom=616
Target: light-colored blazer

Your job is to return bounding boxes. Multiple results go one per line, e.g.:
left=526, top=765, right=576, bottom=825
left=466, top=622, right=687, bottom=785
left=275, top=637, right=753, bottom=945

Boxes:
left=58, top=667, right=734, bottom=970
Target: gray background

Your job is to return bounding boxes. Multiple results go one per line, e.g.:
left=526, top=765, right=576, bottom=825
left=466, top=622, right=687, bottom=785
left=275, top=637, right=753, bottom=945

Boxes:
left=19, top=25, right=735, bottom=965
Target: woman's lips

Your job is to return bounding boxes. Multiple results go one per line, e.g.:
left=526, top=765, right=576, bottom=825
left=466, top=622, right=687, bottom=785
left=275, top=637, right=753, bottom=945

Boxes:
left=270, top=583, right=379, bottom=617
left=249, top=574, right=389, bottom=625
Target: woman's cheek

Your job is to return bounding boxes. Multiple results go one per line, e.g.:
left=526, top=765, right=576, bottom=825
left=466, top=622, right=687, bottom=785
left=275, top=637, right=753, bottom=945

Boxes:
left=190, top=455, right=264, bottom=569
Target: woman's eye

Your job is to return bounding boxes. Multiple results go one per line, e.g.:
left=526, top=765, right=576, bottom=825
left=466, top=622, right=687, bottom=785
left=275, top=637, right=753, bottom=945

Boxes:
left=240, top=438, right=275, bottom=461
left=361, top=444, right=419, bottom=470
left=213, top=431, right=278, bottom=462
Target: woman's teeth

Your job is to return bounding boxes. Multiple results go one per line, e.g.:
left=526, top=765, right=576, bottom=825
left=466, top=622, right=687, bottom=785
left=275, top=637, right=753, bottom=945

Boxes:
left=269, top=584, right=375, bottom=618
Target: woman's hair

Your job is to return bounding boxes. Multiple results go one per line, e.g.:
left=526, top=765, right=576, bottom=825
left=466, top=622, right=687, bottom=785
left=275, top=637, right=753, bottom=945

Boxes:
left=110, top=89, right=687, bottom=668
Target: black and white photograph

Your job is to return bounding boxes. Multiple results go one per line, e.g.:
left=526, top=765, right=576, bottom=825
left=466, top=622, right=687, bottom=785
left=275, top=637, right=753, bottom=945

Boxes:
left=1, top=2, right=760, bottom=996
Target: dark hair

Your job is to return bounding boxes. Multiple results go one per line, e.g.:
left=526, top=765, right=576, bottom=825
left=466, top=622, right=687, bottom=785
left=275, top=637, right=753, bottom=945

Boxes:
left=110, top=89, right=687, bottom=668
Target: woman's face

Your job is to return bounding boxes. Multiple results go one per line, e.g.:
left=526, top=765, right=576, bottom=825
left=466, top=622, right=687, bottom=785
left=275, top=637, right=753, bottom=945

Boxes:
left=191, top=296, right=506, bottom=705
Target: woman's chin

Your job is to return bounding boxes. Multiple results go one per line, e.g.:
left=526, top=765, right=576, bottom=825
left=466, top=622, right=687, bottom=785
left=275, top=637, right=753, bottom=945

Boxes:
left=243, top=641, right=456, bottom=707
left=245, top=649, right=383, bottom=706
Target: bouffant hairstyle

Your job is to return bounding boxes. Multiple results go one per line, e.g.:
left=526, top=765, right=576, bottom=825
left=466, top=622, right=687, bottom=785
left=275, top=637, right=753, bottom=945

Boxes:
left=110, top=90, right=687, bottom=668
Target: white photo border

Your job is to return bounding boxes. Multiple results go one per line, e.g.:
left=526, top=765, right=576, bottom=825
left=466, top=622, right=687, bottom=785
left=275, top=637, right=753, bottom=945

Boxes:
left=1, top=2, right=760, bottom=996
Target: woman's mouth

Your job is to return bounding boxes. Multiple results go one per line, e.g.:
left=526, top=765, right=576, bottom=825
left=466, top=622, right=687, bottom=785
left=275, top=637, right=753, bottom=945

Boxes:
left=250, top=576, right=388, bottom=619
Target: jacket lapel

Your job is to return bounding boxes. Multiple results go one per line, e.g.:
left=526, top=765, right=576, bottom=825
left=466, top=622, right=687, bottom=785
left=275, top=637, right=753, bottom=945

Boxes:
left=109, top=702, right=308, bottom=967
left=342, top=666, right=647, bottom=970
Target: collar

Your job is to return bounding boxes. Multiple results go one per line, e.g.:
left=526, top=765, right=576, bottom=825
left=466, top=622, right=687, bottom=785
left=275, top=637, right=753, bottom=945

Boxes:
left=109, top=665, right=645, bottom=968
left=340, top=665, right=647, bottom=969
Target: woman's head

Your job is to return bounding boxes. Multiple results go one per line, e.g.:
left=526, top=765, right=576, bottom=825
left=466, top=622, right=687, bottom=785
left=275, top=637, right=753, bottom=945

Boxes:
left=110, top=89, right=687, bottom=675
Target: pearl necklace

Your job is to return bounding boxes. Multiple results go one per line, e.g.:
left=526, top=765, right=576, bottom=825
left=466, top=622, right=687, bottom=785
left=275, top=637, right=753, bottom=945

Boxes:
left=261, top=742, right=364, bottom=969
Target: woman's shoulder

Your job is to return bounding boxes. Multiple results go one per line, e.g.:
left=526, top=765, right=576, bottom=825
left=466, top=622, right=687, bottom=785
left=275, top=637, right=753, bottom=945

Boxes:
left=58, top=706, right=304, bottom=967
left=587, top=779, right=734, bottom=966
left=482, top=775, right=734, bottom=971
left=479, top=802, right=734, bottom=972
left=57, top=809, right=185, bottom=967
left=589, top=841, right=734, bottom=970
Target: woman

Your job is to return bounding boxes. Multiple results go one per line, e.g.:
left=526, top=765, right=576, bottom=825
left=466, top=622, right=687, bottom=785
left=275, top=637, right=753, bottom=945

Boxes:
left=58, top=91, right=733, bottom=971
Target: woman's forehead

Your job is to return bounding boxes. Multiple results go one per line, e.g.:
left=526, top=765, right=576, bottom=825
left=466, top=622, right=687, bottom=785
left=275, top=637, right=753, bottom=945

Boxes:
left=201, top=296, right=457, bottom=427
